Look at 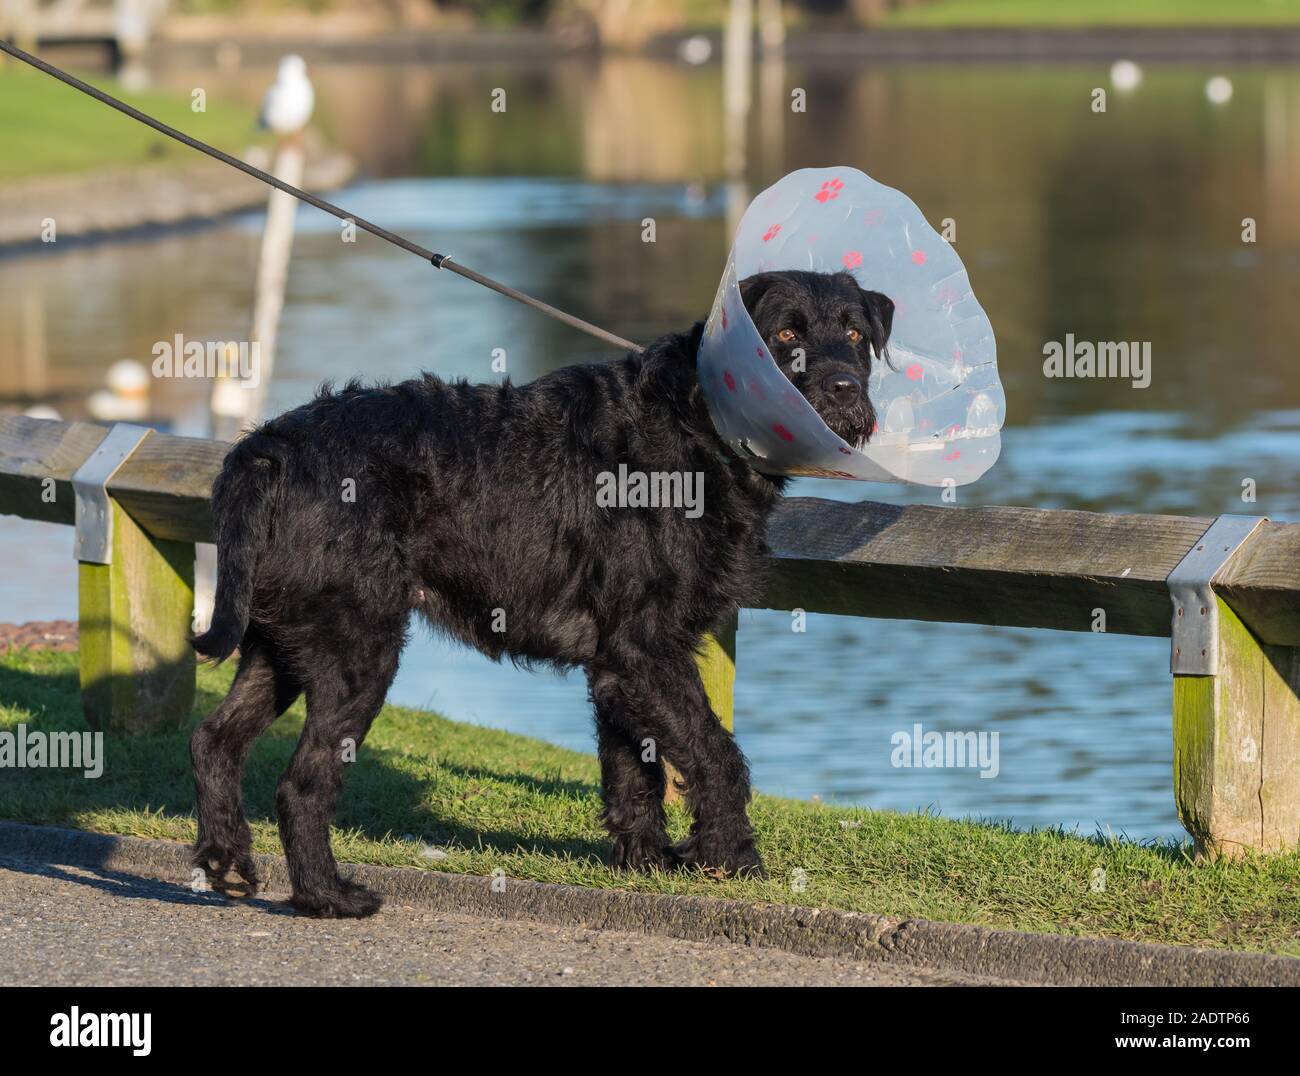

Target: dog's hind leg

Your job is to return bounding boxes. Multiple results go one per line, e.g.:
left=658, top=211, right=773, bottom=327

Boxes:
left=589, top=678, right=673, bottom=871
left=191, top=629, right=301, bottom=897
left=275, top=618, right=404, bottom=919
left=590, top=655, right=763, bottom=878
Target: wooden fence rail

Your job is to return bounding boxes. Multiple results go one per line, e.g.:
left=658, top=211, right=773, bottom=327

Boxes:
left=2, top=414, right=1298, bottom=857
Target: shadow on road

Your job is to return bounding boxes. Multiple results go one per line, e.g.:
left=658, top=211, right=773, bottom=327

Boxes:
left=0, top=854, right=294, bottom=916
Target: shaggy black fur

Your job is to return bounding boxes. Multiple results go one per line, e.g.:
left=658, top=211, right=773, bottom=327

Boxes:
left=190, top=269, right=893, bottom=918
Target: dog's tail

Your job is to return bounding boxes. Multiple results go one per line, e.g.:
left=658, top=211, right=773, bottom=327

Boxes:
left=191, top=433, right=281, bottom=663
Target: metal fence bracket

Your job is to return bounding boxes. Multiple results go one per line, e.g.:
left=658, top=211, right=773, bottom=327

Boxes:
left=72, top=423, right=153, bottom=565
left=1167, top=514, right=1268, bottom=676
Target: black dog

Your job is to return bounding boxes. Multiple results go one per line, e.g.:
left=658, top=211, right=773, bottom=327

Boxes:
left=190, top=269, right=893, bottom=917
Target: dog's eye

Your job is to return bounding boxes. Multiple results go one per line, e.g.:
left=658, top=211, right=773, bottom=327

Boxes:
left=776, top=329, right=797, bottom=343
left=846, top=328, right=862, bottom=343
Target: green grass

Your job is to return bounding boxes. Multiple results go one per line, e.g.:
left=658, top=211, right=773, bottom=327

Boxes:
left=0, top=65, right=262, bottom=181
left=2, top=647, right=1298, bottom=955
left=884, top=0, right=1300, bottom=27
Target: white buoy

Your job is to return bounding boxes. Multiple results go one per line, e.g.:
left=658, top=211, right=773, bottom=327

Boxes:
left=1110, top=60, right=1142, bottom=93
left=1206, top=76, right=1234, bottom=105
left=22, top=404, right=61, bottom=421
left=679, top=35, right=712, bottom=65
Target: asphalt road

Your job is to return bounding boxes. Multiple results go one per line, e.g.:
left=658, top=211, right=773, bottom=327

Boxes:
left=0, top=856, right=1006, bottom=986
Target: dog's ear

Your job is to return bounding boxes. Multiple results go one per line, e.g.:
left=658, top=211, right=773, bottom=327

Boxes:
left=858, top=287, right=895, bottom=368
left=738, top=272, right=781, bottom=317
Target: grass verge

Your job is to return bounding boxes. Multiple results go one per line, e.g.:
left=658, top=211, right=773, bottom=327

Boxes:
left=1, top=647, right=1297, bottom=955
left=0, top=65, right=262, bottom=182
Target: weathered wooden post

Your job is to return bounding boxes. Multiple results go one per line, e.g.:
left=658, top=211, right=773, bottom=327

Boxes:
left=1170, top=517, right=1300, bottom=857
left=696, top=613, right=738, bottom=734
left=73, top=425, right=195, bottom=732
left=1173, top=598, right=1300, bottom=856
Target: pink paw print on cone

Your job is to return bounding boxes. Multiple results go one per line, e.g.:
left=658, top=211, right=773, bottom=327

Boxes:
left=842, top=250, right=863, bottom=270
left=814, top=178, right=844, bottom=204
left=761, top=224, right=781, bottom=242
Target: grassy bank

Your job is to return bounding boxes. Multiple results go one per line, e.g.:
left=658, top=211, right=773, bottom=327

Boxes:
left=882, top=0, right=1300, bottom=28
left=0, top=66, right=261, bottom=182
left=1, top=646, right=1298, bottom=955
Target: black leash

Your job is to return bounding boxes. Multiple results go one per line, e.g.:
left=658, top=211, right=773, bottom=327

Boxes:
left=0, top=39, right=643, bottom=354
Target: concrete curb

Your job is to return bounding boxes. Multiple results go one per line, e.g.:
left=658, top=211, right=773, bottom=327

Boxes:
left=1, top=821, right=1295, bottom=986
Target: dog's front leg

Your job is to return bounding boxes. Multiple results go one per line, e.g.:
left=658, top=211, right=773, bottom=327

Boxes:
left=589, top=656, right=764, bottom=879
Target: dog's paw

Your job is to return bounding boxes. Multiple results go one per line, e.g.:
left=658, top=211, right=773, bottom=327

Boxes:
left=289, top=879, right=383, bottom=919
left=670, top=833, right=767, bottom=880
left=193, top=842, right=260, bottom=898
left=610, top=831, right=676, bottom=873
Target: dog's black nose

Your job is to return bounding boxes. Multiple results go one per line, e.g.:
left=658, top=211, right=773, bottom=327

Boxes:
left=821, top=372, right=862, bottom=404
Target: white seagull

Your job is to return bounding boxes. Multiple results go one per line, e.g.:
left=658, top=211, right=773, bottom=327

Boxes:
left=259, top=55, right=314, bottom=136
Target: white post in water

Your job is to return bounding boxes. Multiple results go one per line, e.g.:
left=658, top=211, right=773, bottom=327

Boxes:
left=113, top=0, right=155, bottom=90
left=758, top=0, right=784, bottom=53
left=757, top=0, right=785, bottom=176
left=204, top=56, right=314, bottom=632
left=723, top=0, right=754, bottom=242
left=242, top=143, right=304, bottom=423
left=211, top=55, right=315, bottom=442
left=113, top=0, right=151, bottom=56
